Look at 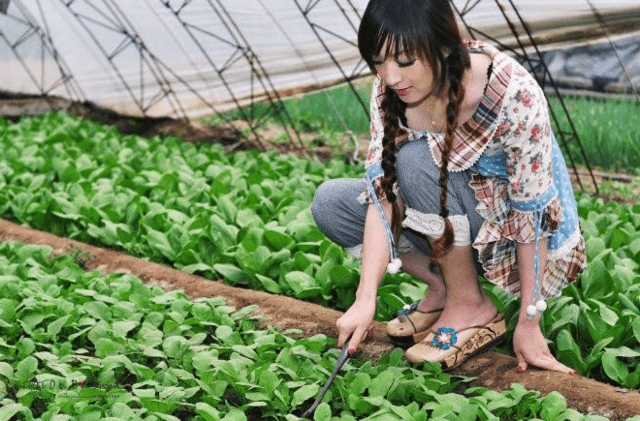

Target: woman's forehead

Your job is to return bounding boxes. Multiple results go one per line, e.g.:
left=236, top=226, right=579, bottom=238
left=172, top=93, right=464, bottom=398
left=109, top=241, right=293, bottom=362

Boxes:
left=376, top=37, right=413, bottom=57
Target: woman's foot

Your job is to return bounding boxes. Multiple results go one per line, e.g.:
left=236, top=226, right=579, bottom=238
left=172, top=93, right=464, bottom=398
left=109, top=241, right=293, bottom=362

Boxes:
left=405, top=313, right=506, bottom=368
left=386, top=293, right=447, bottom=347
left=430, top=294, right=498, bottom=334
left=387, top=251, right=447, bottom=346
left=404, top=293, right=504, bottom=366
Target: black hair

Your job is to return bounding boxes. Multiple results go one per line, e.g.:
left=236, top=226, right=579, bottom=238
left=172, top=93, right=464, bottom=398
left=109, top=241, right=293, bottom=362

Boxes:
left=358, top=0, right=471, bottom=257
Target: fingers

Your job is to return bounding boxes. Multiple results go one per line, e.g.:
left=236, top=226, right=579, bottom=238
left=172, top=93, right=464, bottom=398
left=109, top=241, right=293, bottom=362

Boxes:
left=515, top=349, right=578, bottom=375
left=348, top=325, right=368, bottom=355
left=514, top=349, right=528, bottom=373
left=344, top=324, right=374, bottom=355
left=337, top=325, right=352, bottom=348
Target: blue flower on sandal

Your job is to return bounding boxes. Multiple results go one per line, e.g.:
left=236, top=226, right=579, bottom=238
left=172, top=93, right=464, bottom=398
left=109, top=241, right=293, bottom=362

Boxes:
left=397, top=301, right=419, bottom=316
left=432, top=327, right=458, bottom=350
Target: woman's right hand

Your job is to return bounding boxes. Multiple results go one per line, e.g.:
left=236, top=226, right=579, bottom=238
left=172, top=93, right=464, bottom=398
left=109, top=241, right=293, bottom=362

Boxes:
left=336, top=298, right=376, bottom=354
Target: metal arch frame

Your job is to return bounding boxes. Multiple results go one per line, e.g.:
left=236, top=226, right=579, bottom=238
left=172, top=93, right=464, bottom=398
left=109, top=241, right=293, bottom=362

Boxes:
left=452, top=0, right=599, bottom=194
left=292, top=0, right=370, bottom=117
left=212, top=0, right=303, bottom=149
left=0, top=0, right=84, bottom=102
left=59, top=0, right=186, bottom=118
left=585, top=0, right=640, bottom=105
left=159, top=0, right=303, bottom=151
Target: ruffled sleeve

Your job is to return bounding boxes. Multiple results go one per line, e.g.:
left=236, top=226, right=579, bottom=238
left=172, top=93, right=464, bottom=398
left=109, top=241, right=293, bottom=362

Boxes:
left=500, top=68, right=555, bottom=209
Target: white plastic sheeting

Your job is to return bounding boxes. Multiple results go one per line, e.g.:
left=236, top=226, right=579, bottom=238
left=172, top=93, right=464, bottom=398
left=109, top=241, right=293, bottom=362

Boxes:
left=1, top=0, right=640, bottom=118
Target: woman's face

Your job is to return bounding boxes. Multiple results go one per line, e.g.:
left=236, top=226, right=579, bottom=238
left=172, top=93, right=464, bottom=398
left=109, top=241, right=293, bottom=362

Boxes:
left=372, top=47, right=436, bottom=107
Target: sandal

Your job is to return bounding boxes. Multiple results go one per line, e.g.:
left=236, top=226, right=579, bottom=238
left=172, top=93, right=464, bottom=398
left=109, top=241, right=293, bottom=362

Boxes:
left=386, top=301, right=444, bottom=348
left=404, top=314, right=506, bottom=370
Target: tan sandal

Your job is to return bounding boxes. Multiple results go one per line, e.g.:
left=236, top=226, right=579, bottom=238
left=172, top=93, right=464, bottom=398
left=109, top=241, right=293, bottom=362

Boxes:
left=405, top=314, right=506, bottom=370
left=386, top=301, right=444, bottom=348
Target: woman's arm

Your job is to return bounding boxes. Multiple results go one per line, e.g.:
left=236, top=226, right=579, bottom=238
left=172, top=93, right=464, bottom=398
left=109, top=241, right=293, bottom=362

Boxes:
left=336, top=200, right=393, bottom=353
left=513, top=240, right=577, bottom=374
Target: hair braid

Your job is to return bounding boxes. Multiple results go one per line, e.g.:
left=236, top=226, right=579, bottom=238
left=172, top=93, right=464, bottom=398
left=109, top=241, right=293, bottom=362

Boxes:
left=431, top=49, right=469, bottom=258
left=379, top=86, right=407, bottom=243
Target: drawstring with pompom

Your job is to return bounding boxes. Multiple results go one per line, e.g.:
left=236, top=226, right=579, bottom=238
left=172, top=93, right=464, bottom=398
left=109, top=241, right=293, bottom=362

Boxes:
left=526, top=210, right=546, bottom=319
left=365, top=169, right=401, bottom=275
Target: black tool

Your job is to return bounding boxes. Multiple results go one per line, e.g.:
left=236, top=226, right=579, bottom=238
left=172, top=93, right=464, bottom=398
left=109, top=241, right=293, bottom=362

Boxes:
left=300, top=335, right=352, bottom=419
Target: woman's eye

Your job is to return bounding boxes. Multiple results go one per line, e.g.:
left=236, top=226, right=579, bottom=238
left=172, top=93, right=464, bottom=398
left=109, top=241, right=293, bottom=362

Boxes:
left=397, top=59, right=415, bottom=67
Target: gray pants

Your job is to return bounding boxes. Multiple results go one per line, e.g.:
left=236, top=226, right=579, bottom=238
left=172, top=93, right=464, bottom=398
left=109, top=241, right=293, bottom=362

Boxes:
left=311, top=138, right=485, bottom=262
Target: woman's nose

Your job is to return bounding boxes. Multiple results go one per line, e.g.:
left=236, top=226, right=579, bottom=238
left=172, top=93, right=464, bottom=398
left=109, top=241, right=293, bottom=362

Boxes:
left=380, top=62, right=401, bottom=85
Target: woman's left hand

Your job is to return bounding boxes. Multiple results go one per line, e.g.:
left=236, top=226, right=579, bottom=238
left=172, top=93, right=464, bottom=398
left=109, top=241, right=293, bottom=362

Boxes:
left=512, top=317, right=578, bottom=375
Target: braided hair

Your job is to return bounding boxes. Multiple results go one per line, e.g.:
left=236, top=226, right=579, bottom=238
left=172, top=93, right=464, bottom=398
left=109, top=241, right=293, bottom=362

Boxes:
left=431, top=48, right=469, bottom=258
left=379, top=86, right=407, bottom=243
left=359, top=0, right=470, bottom=257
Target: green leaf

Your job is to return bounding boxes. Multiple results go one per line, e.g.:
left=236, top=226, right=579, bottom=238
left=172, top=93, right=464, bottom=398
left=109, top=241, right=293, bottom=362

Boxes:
left=213, top=263, right=250, bottom=285
left=15, top=356, right=38, bottom=382
left=348, top=372, right=371, bottom=395
left=265, top=230, right=294, bottom=249
left=0, top=362, right=13, bottom=379
left=581, top=260, right=612, bottom=300
left=0, top=403, right=29, bottom=421
left=163, top=336, right=187, bottom=358
left=604, top=346, right=640, bottom=358
left=231, top=305, right=259, bottom=320
left=633, top=316, right=640, bottom=343
left=258, top=370, right=279, bottom=396
left=94, top=338, right=124, bottom=358
left=222, top=409, right=247, bottom=421
left=112, top=320, right=138, bottom=338
left=540, top=391, right=567, bottom=420
left=291, top=384, right=319, bottom=408
left=295, top=287, right=322, bottom=299
left=47, top=315, right=70, bottom=337
left=329, top=265, right=357, bottom=288
left=255, top=274, right=283, bottom=294
left=216, top=195, right=238, bottom=223
left=313, top=402, right=332, bottom=421
left=146, top=227, right=175, bottom=260
left=602, top=350, right=629, bottom=383
left=284, top=271, right=317, bottom=293
left=598, top=306, right=619, bottom=326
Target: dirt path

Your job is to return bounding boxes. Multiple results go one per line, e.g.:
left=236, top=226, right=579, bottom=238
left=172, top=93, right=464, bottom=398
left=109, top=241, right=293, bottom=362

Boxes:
left=2, top=218, right=639, bottom=420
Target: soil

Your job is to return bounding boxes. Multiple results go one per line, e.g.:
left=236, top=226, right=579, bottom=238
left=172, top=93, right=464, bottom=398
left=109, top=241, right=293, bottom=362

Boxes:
left=2, top=219, right=640, bottom=420
left=3, top=98, right=640, bottom=418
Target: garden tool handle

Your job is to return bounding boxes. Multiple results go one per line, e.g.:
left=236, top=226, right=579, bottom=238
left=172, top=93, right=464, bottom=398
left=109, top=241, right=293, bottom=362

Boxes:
left=300, top=334, right=352, bottom=419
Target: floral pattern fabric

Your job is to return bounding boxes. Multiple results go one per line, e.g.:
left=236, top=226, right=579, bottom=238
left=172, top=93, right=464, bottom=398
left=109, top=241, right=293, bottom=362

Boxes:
left=363, top=40, right=587, bottom=297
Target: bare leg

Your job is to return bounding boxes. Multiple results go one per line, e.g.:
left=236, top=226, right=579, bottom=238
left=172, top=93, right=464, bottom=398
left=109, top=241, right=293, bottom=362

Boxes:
left=399, top=247, right=446, bottom=312
left=430, top=245, right=497, bottom=331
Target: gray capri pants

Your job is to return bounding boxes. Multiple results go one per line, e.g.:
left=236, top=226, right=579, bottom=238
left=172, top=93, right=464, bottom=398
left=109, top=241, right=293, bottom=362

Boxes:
left=311, top=137, right=485, bottom=263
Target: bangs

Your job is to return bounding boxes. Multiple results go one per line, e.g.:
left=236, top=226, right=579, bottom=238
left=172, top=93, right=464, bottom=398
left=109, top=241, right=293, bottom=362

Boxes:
left=358, top=5, right=433, bottom=68
left=375, top=32, right=423, bottom=61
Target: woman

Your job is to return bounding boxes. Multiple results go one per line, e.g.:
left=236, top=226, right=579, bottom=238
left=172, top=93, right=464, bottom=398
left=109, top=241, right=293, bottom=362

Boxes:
left=311, top=0, right=586, bottom=373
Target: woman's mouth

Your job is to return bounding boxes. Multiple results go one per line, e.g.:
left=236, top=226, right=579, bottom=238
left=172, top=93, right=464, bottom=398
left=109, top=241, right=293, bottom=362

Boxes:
left=393, top=87, right=411, bottom=96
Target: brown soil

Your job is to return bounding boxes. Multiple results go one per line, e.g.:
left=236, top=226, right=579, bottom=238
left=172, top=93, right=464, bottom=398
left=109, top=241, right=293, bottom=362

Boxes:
left=2, top=219, right=640, bottom=420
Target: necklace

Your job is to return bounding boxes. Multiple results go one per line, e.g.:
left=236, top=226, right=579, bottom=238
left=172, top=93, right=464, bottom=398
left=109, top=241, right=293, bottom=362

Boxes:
left=424, top=66, right=475, bottom=132
left=421, top=97, right=445, bottom=132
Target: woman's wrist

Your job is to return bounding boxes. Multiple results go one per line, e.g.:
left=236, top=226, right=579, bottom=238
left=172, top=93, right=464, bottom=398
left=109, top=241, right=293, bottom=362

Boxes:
left=354, top=287, right=378, bottom=304
left=516, top=311, right=541, bottom=329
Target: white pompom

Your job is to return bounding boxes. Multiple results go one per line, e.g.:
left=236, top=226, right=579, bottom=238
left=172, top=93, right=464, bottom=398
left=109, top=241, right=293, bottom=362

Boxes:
left=387, top=258, right=402, bottom=274
left=535, top=300, right=547, bottom=312
left=526, top=305, right=537, bottom=318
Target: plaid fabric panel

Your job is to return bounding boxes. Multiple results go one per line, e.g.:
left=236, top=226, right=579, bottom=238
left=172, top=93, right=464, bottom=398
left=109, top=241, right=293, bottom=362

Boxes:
left=470, top=173, right=587, bottom=297
left=430, top=40, right=512, bottom=171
